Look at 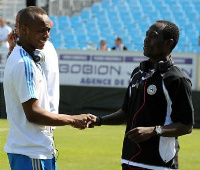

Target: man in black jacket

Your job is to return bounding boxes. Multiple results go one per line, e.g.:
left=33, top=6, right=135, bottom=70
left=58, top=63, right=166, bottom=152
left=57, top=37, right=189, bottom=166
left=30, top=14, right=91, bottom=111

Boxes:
left=91, top=20, right=194, bottom=170
left=112, top=37, right=127, bottom=51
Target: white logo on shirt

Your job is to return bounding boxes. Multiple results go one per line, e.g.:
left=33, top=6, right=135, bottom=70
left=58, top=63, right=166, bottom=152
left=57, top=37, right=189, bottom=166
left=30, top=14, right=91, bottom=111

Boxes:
left=147, top=85, right=157, bottom=95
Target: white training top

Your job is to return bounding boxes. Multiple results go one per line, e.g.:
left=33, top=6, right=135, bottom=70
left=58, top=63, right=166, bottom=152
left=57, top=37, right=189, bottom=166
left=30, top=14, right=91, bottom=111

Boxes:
left=3, top=45, right=55, bottom=159
left=41, top=41, right=59, bottom=115
left=0, top=25, right=12, bottom=48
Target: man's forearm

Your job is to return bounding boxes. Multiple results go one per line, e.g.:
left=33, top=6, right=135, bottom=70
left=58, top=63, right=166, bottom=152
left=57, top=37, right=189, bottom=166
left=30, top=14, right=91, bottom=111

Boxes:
left=22, top=98, right=94, bottom=129
left=161, top=122, right=193, bottom=137
left=102, top=109, right=127, bottom=125
left=24, top=103, right=73, bottom=126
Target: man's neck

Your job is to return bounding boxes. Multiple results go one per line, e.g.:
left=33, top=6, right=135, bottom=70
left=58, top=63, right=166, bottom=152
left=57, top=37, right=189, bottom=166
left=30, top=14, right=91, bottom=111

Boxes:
left=18, top=40, right=34, bottom=54
left=149, top=55, right=171, bottom=69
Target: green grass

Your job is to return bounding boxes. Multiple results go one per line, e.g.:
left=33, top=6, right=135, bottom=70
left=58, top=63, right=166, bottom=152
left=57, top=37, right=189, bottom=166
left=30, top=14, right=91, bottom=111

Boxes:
left=0, top=119, right=199, bottom=170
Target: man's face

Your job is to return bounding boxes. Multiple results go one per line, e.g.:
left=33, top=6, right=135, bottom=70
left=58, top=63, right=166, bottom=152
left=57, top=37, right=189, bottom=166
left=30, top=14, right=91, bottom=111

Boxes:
left=0, top=18, right=6, bottom=27
left=116, top=39, right=121, bottom=47
left=24, top=14, right=51, bottom=50
left=100, top=43, right=107, bottom=50
left=143, top=22, right=168, bottom=60
left=15, top=13, right=20, bottom=37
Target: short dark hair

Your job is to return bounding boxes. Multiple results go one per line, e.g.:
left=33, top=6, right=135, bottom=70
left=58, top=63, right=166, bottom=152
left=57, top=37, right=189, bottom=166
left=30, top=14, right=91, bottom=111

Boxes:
left=17, top=9, right=24, bottom=16
left=156, top=20, right=179, bottom=51
left=16, top=9, right=24, bottom=22
left=19, top=6, right=47, bottom=28
left=116, top=37, right=122, bottom=41
left=100, top=39, right=106, bottom=45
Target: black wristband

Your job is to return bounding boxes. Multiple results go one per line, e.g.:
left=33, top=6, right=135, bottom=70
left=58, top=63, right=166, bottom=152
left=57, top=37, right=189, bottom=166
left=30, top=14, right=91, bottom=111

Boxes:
left=98, top=116, right=104, bottom=126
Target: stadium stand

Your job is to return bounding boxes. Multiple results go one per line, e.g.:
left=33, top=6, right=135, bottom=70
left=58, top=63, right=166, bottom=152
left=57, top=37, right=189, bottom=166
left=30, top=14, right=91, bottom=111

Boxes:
left=1, top=0, right=200, bottom=52
left=47, top=0, right=200, bottom=52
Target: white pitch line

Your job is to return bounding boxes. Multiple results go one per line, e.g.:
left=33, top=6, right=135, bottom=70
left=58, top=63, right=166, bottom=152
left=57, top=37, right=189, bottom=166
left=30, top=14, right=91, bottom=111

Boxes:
left=0, top=128, right=9, bottom=131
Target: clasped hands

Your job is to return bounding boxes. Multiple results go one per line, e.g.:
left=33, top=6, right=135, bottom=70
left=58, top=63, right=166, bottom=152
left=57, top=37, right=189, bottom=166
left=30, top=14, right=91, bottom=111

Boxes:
left=69, top=114, right=99, bottom=130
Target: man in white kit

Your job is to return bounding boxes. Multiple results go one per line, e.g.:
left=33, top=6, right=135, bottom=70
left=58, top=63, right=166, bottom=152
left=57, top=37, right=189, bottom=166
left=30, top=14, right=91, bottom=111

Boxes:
left=4, top=6, right=96, bottom=170
left=7, top=9, right=59, bottom=116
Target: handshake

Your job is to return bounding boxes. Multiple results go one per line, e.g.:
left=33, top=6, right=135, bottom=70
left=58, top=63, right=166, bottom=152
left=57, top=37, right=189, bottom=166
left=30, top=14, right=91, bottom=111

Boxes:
left=69, top=114, right=101, bottom=130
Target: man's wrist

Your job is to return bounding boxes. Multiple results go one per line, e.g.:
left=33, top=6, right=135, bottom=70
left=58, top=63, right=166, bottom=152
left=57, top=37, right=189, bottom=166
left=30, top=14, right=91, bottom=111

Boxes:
left=98, top=116, right=104, bottom=126
left=66, top=115, right=74, bottom=125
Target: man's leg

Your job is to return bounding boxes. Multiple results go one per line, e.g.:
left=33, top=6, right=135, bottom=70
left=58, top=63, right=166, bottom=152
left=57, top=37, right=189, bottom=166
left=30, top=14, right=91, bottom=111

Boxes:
left=8, top=153, right=33, bottom=170
left=7, top=153, right=57, bottom=170
left=40, top=157, right=57, bottom=170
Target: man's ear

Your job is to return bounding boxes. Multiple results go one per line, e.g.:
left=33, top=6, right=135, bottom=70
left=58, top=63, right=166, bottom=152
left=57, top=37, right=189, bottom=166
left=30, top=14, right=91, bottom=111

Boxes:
left=21, top=25, right=28, bottom=36
left=167, top=39, right=174, bottom=49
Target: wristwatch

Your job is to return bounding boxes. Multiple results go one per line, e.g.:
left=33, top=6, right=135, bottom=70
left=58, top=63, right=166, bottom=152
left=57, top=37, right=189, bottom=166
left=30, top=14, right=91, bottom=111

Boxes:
left=154, top=126, right=163, bottom=136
